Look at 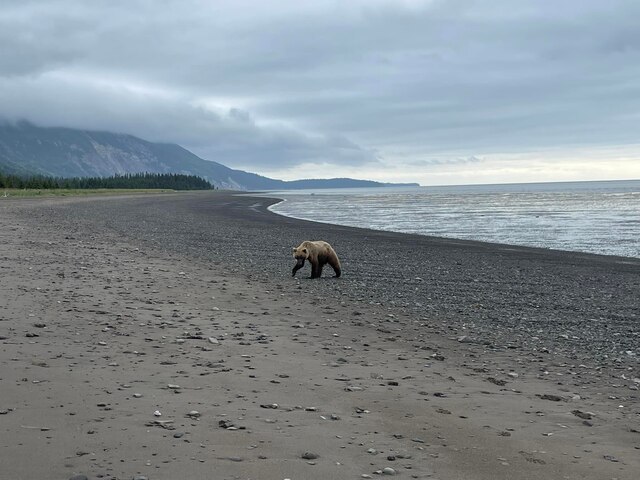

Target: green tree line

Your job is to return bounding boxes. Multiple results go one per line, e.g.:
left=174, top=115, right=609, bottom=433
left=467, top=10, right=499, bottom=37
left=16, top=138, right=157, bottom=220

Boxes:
left=0, top=172, right=215, bottom=190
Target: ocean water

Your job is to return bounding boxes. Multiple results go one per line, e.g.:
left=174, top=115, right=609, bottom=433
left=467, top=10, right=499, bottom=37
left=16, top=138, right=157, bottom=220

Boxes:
left=265, top=180, right=640, bottom=258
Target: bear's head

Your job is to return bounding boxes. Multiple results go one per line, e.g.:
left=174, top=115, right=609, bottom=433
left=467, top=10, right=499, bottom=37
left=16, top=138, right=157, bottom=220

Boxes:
left=291, top=245, right=309, bottom=277
left=292, top=245, right=309, bottom=261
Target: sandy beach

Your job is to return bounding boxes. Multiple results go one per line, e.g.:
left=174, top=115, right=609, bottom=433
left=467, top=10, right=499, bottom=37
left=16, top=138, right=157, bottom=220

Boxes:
left=1, top=191, right=638, bottom=480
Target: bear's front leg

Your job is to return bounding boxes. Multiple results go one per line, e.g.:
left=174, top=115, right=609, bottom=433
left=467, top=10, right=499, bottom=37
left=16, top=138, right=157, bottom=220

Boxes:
left=292, top=258, right=305, bottom=277
left=310, top=261, right=319, bottom=278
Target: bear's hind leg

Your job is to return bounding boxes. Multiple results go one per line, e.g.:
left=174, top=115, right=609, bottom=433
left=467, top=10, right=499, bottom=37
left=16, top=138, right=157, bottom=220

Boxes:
left=332, top=264, right=341, bottom=278
left=328, top=257, right=341, bottom=278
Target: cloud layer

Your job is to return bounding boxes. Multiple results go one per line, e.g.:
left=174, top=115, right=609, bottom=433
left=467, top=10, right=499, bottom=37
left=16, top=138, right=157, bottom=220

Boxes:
left=2, top=0, right=639, bottom=183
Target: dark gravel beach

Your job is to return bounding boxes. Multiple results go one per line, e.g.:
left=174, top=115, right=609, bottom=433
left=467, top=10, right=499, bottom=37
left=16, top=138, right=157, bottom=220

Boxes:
left=24, top=191, right=640, bottom=370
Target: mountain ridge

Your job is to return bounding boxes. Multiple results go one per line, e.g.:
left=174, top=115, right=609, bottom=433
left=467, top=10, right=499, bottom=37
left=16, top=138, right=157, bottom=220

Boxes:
left=0, top=122, right=419, bottom=190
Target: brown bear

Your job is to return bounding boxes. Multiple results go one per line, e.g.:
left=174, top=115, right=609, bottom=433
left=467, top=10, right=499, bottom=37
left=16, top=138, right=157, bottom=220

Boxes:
left=292, top=240, right=341, bottom=279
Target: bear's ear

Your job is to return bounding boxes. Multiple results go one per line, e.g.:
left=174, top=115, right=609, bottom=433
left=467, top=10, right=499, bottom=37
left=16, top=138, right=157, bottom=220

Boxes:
left=292, top=247, right=296, bottom=252
left=302, top=248, right=307, bottom=253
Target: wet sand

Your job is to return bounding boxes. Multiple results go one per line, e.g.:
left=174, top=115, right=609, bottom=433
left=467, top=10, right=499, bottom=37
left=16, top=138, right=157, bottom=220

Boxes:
left=1, top=191, right=638, bottom=480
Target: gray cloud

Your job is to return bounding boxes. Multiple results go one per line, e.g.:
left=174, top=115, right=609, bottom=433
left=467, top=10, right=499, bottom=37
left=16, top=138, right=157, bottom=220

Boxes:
left=0, top=72, right=377, bottom=169
left=1, top=0, right=639, bottom=178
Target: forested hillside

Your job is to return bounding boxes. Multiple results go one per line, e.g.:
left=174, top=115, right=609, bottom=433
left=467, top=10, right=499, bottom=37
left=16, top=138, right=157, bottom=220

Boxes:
left=0, top=172, right=213, bottom=190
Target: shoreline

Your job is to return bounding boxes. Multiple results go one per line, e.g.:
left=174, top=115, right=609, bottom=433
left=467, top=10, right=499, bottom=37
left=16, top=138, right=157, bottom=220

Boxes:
left=257, top=186, right=640, bottom=260
left=1, top=192, right=639, bottom=480
left=249, top=191, right=640, bottom=264
left=6, top=188, right=640, bottom=263
left=265, top=196, right=640, bottom=264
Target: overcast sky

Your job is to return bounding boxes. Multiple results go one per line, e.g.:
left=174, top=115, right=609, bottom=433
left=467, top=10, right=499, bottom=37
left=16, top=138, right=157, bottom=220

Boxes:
left=1, top=0, right=639, bottom=185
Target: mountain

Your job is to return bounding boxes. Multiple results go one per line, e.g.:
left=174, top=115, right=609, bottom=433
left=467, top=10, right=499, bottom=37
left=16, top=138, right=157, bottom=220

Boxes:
left=0, top=122, right=419, bottom=190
